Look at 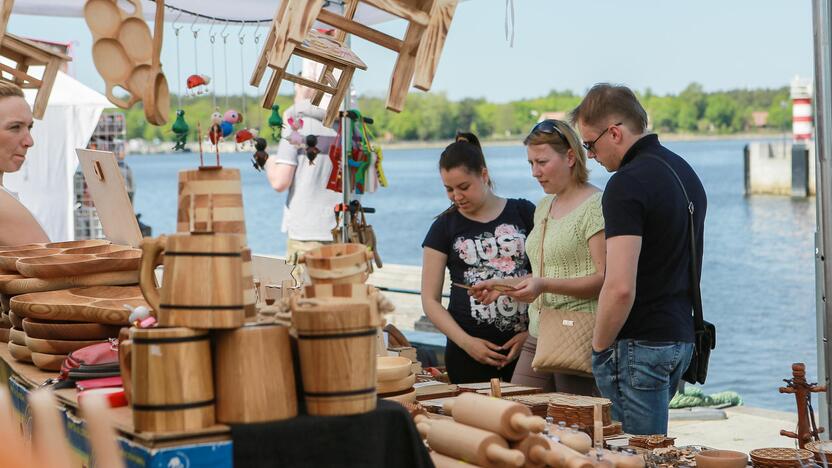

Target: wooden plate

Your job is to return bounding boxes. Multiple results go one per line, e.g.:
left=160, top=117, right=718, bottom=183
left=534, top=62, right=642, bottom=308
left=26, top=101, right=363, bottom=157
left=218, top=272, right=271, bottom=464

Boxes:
left=382, top=387, right=416, bottom=404
left=9, top=327, right=25, bottom=345
left=25, top=335, right=106, bottom=354
left=16, top=249, right=141, bottom=278
left=377, top=372, right=416, bottom=394
left=0, top=328, right=8, bottom=342
left=118, top=16, right=153, bottom=64
left=84, top=0, right=123, bottom=38
left=22, top=318, right=121, bottom=341
left=8, top=342, right=32, bottom=362
left=92, top=38, right=133, bottom=84
left=11, top=285, right=143, bottom=325
left=8, top=310, right=22, bottom=328
left=63, top=244, right=129, bottom=255
left=377, top=356, right=412, bottom=381
left=31, top=352, right=66, bottom=371
left=0, top=270, right=139, bottom=295
left=0, top=247, right=63, bottom=272
left=0, top=243, right=46, bottom=254
left=45, top=239, right=109, bottom=249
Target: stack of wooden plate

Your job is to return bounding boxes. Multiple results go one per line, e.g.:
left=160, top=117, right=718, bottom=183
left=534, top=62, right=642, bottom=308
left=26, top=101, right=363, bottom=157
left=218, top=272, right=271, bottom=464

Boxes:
left=749, top=448, right=814, bottom=468
left=8, top=322, right=31, bottom=363
left=377, top=355, right=416, bottom=404
left=0, top=294, right=10, bottom=342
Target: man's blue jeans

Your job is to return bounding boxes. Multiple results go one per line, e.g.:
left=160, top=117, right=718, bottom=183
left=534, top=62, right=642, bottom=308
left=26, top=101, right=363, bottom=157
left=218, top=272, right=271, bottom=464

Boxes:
left=591, top=339, right=694, bottom=435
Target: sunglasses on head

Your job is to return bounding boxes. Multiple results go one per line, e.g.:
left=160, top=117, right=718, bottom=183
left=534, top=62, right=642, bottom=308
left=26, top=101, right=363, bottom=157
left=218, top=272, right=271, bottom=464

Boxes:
left=528, top=120, right=569, bottom=146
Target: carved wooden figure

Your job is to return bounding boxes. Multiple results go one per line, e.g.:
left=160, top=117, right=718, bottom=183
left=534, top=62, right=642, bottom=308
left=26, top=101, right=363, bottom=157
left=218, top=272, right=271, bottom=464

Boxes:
left=779, top=362, right=826, bottom=448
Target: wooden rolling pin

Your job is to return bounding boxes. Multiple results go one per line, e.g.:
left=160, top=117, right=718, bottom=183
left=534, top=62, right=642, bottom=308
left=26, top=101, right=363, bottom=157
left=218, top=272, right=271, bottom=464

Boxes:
left=549, top=422, right=592, bottom=454
left=511, top=434, right=560, bottom=468
left=430, top=451, right=483, bottom=468
left=545, top=438, right=595, bottom=468
left=588, top=449, right=646, bottom=468
left=444, top=392, right=545, bottom=441
left=419, top=418, right=525, bottom=467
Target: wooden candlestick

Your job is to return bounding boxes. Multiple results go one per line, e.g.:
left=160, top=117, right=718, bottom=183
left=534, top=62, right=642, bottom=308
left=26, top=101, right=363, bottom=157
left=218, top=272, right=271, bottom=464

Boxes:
left=779, top=362, right=826, bottom=448
left=444, top=392, right=545, bottom=441
left=422, top=418, right=525, bottom=467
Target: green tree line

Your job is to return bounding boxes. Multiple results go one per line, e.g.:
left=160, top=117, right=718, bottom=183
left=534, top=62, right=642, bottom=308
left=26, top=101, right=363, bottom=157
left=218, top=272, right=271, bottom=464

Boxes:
left=122, top=83, right=793, bottom=142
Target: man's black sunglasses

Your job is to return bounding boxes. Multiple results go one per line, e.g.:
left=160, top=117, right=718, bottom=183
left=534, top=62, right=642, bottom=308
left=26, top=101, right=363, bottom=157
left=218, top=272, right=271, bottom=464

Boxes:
left=529, top=120, right=569, bottom=146
left=582, top=122, right=623, bottom=153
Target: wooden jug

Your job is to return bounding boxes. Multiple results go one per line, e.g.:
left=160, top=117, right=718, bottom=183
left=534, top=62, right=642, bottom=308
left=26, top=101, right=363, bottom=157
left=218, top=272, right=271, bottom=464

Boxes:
left=213, top=323, right=297, bottom=423
left=420, top=418, right=525, bottom=467
left=444, top=392, right=545, bottom=441
left=291, top=295, right=379, bottom=416
left=139, top=233, right=245, bottom=329
left=130, top=327, right=214, bottom=433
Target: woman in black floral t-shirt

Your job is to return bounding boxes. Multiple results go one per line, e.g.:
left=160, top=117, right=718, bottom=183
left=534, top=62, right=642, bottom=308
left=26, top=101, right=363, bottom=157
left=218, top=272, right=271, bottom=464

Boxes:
left=421, top=133, right=535, bottom=383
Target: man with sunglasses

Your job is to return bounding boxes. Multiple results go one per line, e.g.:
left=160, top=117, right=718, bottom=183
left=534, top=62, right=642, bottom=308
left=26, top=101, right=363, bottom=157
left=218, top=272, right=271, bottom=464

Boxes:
left=570, top=83, right=707, bottom=435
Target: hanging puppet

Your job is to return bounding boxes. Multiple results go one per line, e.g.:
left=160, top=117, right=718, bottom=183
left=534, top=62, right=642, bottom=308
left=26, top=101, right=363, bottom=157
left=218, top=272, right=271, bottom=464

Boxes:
left=171, top=109, right=190, bottom=151
left=186, top=74, right=211, bottom=95
left=252, top=137, right=269, bottom=171
left=305, top=134, right=320, bottom=164
left=208, top=110, right=223, bottom=145
left=286, top=115, right=304, bottom=146
left=236, top=128, right=257, bottom=149
left=268, top=104, right=283, bottom=142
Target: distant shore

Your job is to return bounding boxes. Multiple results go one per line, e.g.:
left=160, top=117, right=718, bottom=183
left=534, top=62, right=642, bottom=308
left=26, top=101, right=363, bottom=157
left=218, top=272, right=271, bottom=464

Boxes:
left=126, top=131, right=791, bottom=155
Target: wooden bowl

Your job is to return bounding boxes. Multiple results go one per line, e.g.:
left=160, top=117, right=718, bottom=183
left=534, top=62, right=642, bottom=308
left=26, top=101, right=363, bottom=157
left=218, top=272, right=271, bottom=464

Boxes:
left=382, top=387, right=416, bottom=404
left=377, top=356, right=412, bottom=381
left=0, top=328, right=8, bottom=342
left=8, top=310, right=22, bottom=329
left=8, top=342, right=32, bottom=362
left=31, top=352, right=66, bottom=371
left=22, top=318, right=120, bottom=341
left=63, top=244, right=129, bottom=255
left=0, top=247, right=63, bottom=272
left=9, top=327, right=25, bottom=345
left=377, top=372, right=416, bottom=394
left=45, top=239, right=109, bottom=249
left=695, top=450, right=748, bottom=468
left=25, top=335, right=106, bottom=354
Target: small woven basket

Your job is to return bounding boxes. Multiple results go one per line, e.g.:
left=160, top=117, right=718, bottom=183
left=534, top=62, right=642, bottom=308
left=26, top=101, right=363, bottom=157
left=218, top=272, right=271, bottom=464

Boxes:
left=749, top=448, right=814, bottom=468
left=805, top=441, right=832, bottom=463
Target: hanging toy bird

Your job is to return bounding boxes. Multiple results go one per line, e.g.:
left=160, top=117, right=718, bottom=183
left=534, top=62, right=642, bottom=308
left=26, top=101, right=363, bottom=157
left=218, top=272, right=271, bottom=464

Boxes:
left=186, top=74, right=211, bottom=96
left=268, top=104, right=283, bottom=142
left=171, top=109, right=189, bottom=151
left=221, top=109, right=241, bottom=138
left=252, top=137, right=269, bottom=171
left=208, top=110, right=223, bottom=146
left=287, top=115, right=304, bottom=146
left=305, top=134, right=320, bottom=164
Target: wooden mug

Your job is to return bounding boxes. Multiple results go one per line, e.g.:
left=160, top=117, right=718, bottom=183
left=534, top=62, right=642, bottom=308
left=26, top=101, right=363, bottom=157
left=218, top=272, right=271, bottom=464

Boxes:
left=139, top=233, right=245, bottom=329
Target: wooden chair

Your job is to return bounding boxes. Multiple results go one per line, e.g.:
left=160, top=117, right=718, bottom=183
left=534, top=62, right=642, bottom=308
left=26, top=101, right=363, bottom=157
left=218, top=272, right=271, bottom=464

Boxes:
left=252, top=0, right=457, bottom=115
left=0, top=34, right=71, bottom=119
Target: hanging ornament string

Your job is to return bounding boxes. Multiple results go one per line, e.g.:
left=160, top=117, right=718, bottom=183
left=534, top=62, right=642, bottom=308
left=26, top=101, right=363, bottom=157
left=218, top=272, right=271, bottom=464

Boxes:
left=191, top=15, right=201, bottom=76
left=172, top=11, right=183, bottom=109
left=238, top=21, right=246, bottom=122
left=253, top=22, right=262, bottom=130
left=504, top=0, right=515, bottom=48
left=208, top=20, right=217, bottom=109
left=222, top=21, right=230, bottom=110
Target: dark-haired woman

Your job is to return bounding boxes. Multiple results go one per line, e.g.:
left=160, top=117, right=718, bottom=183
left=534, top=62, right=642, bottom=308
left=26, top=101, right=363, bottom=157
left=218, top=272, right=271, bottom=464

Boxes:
left=421, top=133, right=535, bottom=383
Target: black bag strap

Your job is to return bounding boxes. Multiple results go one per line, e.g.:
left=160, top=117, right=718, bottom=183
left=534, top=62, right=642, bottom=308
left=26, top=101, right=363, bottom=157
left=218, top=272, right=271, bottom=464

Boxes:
left=641, top=154, right=705, bottom=334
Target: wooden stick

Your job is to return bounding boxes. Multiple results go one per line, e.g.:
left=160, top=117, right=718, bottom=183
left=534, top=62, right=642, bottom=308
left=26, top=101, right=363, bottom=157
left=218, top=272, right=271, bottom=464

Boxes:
left=490, top=378, right=501, bottom=398
left=197, top=121, right=204, bottom=166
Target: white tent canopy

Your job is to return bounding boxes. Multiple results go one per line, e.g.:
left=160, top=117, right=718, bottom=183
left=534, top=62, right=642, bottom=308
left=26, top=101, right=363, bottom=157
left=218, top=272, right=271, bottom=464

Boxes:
left=5, top=71, right=111, bottom=242
left=10, top=1, right=396, bottom=24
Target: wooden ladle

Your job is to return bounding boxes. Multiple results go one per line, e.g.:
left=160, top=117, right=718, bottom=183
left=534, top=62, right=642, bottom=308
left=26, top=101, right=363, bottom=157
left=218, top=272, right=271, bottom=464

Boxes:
left=143, top=0, right=169, bottom=126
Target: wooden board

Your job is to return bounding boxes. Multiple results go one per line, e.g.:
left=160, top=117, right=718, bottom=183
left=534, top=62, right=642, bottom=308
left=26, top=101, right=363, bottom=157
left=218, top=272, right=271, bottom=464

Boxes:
left=0, top=270, right=138, bottom=296
left=15, top=249, right=140, bottom=278
left=10, top=285, right=144, bottom=325
left=75, top=149, right=143, bottom=248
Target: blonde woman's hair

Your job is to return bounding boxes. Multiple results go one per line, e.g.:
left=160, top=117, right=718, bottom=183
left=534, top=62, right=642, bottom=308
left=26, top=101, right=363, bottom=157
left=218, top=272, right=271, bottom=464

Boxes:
left=523, top=119, right=589, bottom=184
left=0, top=81, right=24, bottom=99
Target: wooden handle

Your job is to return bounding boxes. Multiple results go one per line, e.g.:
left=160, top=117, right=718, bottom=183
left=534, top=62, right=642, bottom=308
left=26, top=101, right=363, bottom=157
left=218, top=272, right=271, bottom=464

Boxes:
left=119, top=339, right=132, bottom=405
left=296, top=252, right=306, bottom=264
left=510, top=413, right=545, bottom=433
left=416, top=421, right=430, bottom=439
left=485, top=444, right=525, bottom=467
left=151, top=0, right=163, bottom=69
left=138, top=236, right=165, bottom=312
left=529, top=445, right=552, bottom=465
left=442, top=398, right=455, bottom=415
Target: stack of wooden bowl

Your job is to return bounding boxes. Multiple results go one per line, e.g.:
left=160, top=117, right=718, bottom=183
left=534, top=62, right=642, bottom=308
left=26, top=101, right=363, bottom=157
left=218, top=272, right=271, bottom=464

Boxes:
left=0, top=240, right=142, bottom=371
left=377, top=355, right=416, bottom=404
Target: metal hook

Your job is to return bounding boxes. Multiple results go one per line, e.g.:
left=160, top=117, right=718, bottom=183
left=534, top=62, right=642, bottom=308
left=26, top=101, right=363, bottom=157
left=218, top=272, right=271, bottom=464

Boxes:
left=172, top=8, right=184, bottom=34
left=190, top=13, right=201, bottom=38
left=253, top=21, right=262, bottom=45
left=221, top=20, right=231, bottom=43
left=238, top=20, right=246, bottom=45
left=208, top=18, right=217, bottom=43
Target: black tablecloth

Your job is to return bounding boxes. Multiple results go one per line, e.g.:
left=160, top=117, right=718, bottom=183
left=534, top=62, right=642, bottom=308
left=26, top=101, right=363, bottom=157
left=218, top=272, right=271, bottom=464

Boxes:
left=230, top=400, right=434, bottom=468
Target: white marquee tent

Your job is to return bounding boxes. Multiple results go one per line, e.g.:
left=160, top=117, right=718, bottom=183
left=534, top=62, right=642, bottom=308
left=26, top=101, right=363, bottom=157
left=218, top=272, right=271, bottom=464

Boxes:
left=5, top=71, right=111, bottom=242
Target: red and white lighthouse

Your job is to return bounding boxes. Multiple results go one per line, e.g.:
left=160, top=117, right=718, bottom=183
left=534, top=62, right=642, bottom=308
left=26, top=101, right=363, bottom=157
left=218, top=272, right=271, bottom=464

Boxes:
left=791, top=76, right=813, bottom=142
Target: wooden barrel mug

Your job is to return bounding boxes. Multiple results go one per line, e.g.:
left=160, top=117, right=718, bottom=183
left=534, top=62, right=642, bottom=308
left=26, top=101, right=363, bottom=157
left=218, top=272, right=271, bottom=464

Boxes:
left=291, top=295, right=379, bottom=415
left=213, top=323, right=297, bottom=423
left=139, top=233, right=245, bottom=329
left=177, top=167, right=246, bottom=241
left=129, top=327, right=214, bottom=433
left=297, top=243, right=374, bottom=284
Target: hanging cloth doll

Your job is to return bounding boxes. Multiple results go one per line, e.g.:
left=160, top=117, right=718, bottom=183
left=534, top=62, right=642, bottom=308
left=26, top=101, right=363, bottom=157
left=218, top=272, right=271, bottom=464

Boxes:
left=326, top=123, right=343, bottom=192
left=268, top=104, right=283, bottom=142
left=171, top=109, right=190, bottom=151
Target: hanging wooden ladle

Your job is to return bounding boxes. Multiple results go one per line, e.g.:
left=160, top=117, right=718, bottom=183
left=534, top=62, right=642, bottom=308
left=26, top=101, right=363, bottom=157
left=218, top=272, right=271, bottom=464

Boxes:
left=143, top=0, right=170, bottom=126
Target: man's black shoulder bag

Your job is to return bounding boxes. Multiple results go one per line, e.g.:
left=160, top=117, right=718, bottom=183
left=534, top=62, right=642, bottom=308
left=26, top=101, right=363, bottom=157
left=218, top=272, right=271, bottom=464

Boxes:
left=644, top=154, right=716, bottom=385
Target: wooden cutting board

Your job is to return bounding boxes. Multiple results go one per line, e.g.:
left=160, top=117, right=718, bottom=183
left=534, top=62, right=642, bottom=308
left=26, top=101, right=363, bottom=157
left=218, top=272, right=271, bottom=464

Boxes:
left=0, top=270, right=138, bottom=295
left=15, top=249, right=141, bottom=278
left=11, top=285, right=145, bottom=325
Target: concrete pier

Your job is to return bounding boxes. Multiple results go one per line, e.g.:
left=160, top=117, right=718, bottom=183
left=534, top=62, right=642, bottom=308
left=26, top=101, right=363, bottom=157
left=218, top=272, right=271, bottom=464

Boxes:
left=744, top=141, right=816, bottom=196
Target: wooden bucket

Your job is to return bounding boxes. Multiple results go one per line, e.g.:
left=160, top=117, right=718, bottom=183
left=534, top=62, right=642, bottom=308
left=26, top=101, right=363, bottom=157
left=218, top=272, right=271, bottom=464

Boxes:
left=291, top=295, right=379, bottom=415
left=177, top=167, right=246, bottom=241
left=214, top=323, right=297, bottom=423
left=297, top=243, right=373, bottom=284
left=139, top=233, right=245, bottom=329
left=130, top=327, right=214, bottom=432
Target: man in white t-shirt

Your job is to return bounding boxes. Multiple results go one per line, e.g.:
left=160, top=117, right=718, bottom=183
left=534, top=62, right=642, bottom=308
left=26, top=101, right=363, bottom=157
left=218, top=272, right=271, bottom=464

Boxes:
left=266, top=100, right=340, bottom=266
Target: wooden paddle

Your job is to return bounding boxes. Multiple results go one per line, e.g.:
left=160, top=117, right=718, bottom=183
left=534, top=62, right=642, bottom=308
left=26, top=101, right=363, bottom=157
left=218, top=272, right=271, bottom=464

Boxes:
left=143, top=0, right=169, bottom=125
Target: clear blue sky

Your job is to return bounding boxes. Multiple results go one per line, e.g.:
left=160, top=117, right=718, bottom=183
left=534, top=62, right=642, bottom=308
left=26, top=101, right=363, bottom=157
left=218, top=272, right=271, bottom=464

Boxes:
left=9, top=0, right=814, bottom=103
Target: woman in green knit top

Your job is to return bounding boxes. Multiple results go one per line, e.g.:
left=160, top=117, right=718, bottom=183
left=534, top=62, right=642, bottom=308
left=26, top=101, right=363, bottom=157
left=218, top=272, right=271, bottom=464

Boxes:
left=472, top=119, right=605, bottom=394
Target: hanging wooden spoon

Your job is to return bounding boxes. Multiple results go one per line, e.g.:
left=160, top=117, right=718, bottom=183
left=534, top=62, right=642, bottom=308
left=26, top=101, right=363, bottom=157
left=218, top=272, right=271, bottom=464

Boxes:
left=143, top=0, right=169, bottom=126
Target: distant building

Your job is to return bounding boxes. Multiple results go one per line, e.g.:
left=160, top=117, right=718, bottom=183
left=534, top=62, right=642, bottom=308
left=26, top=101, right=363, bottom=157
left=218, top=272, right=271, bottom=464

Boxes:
left=751, top=111, right=769, bottom=128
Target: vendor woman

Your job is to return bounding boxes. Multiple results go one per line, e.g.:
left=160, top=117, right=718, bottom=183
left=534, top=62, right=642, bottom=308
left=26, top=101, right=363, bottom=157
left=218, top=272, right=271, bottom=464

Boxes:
left=421, top=133, right=535, bottom=383
left=0, top=82, right=48, bottom=245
